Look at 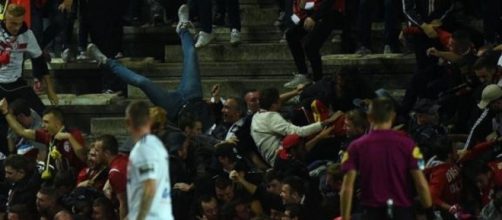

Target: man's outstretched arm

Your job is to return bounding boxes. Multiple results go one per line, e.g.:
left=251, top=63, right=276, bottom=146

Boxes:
left=0, top=98, right=35, bottom=140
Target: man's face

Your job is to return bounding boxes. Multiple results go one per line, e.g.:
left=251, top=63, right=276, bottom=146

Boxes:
left=5, top=13, right=23, bottom=36
left=184, top=121, right=203, bottom=138
left=201, top=198, right=219, bottom=220
left=234, top=202, right=251, bottom=220
left=15, top=113, right=32, bottom=128
left=415, top=113, right=433, bottom=125
left=222, top=99, right=241, bottom=123
left=4, top=166, right=24, bottom=183
left=87, top=147, right=99, bottom=169
left=344, top=118, right=364, bottom=138
left=93, top=141, right=108, bottom=165
left=36, top=192, right=53, bottom=213
left=267, top=179, right=282, bottom=195
left=490, top=99, right=502, bottom=112
left=475, top=68, right=496, bottom=84
left=177, top=140, right=190, bottom=160
left=281, top=210, right=299, bottom=220
left=280, top=184, right=300, bottom=205
left=7, top=213, right=19, bottom=220
left=92, top=205, right=105, bottom=220
left=244, top=91, right=260, bottom=113
left=42, top=113, right=61, bottom=135
left=215, top=185, right=234, bottom=203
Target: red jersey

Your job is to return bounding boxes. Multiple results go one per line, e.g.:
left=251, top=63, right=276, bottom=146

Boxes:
left=480, top=161, right=502, bottom=205
left=424, top=161, right=462, bottom=207
left=76, top=167, right=108, bottom=190
left=35, top=128, right=86, bottom=172
left=108, top=154, right=128, bottom=194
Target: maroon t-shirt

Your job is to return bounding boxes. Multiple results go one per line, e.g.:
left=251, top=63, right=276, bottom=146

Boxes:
left=341, top=129, right=422, bottom=208
left=35, top=128, right=86, bottom=172
left=109, top=154, right=128, bottom=194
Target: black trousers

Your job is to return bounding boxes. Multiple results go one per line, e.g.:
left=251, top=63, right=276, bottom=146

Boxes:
left=285, top=14, right=337, bottom=81
left=190, top=0, right=213, bottom=33
left=482, top=0, right=502, bottom=43
left=357, top=0, right=400, bottom=49
left=87, top=0, right=126, bottom=92
left=214, top=0, right=242, bottom=30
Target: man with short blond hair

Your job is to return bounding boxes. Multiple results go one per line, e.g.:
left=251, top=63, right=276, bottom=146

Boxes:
left=0, top=3, right=58, bottom=155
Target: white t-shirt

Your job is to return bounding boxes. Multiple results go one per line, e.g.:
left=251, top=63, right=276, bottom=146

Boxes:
left=0, top=27, right=42, bottom=83
left=127, top=134, right=173, bottom=220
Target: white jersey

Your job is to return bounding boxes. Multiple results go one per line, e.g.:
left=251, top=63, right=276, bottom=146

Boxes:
left=127, top=134, right=173, bottom=220
left=0, top=26, right=42, bottom=83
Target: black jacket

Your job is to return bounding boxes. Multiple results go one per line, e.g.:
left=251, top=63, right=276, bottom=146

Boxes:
left=402, top=0, right=455, bottom=26
left=8, top=171, right=41, bottom=212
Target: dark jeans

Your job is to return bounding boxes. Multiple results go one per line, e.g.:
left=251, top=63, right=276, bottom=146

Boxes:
left=214, top=0, right=242, bottom=30
left=482, top=0, right=502, bottom=43
left=362, top=206, right=415, bottom=220
left=78, top=0, right=91, bottom=51
left=357, top=0, right=400, bottom=49
left=103, top=29, right=214, bottom=131
left=0, top=79, right=45, bottom=154
left=285, top=14, right=337, bottom=81
left=87, top=0, right=125, bottom=92
left=31, top=0, right=67, bottom=49
left=190, top=0, right=213, bottom=33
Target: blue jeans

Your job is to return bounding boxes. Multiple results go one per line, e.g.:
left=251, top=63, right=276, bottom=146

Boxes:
left=104, top=30, right=211, bottom=129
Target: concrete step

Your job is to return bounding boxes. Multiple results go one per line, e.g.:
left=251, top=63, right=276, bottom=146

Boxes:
left=145, top=54, right=416, bottom=78
left=91, top=117, right=129, bottom=136
left=164, top=41, right=339, bottom=62
left=24, top=54, right=415, bottom=95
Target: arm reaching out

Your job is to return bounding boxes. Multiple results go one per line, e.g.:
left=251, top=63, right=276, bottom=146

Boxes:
left=0, top=98, right=35, bottom=140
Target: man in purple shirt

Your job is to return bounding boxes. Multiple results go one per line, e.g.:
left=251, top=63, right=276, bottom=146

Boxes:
left=340, top=98, right=433, bottom=220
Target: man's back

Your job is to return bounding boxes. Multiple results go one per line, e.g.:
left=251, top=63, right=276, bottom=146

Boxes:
left=342, top=129, right=420, bottom=207
left=127, top=134, right=173, bottom=219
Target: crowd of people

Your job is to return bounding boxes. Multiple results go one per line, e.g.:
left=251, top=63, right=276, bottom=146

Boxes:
left=0, top=0, right=500, bottom=219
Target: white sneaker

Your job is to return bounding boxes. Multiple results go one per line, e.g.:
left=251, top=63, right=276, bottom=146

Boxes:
left=195, top=31, right=214, bottom=48
left=176, top=4, right=195, bottom=34
left=61, top=48, right=71, bottom=63
left=230, top=29, right=241, bottom=45
left=283, top=74, right=311, bottom=88
left=178, top=4, right=189, bottom=23
left=86, top=43, right=108, bottom=65
left=76, top=51, right=88, bottom=60
left=383, top=45, right=392, bottom=54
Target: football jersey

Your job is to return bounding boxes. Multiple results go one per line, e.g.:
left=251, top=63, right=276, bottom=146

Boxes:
left=127, top=134, right=173, bottom=220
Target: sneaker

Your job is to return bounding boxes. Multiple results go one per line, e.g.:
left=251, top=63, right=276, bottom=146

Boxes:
left=274, top=11, right=285, bottom=26
left=383, top=45, right=392, bottom=54
left=283, top=74, right=311, bottom=88
left=230, top=29, right=241, bottom=45
left=76, top=51, right=88, bottom=60
left=86, top=43, right=108, bottom=65
left=195, top=31, right=214, bottom=48
left=115, top=52, right=124, bottom=59
left=178, top=4, right=189, bottom=23
left=355, top=46, right=371, bottom=55
left=61, top=48, right=71, bottom=63
left=176, top=4, right=196, bottom=34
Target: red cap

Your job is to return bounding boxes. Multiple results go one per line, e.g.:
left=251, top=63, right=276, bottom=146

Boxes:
left=282, top=134, right=302, bottom=149
left=278, top=134, right=302, bottom=160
